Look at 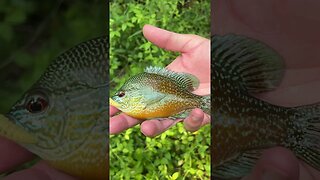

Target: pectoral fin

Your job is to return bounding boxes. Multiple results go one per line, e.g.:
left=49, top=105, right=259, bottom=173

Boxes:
left=144, top=90, right=166, bottom=106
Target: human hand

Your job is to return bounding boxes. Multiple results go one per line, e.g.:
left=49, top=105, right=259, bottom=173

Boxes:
left=110, top=24, right=210, bottom=137
left=242, top=147, right=320, bottom=180
left=213, top=0, right=320, bottom=179
left=0, top=137, right=76, bottom=180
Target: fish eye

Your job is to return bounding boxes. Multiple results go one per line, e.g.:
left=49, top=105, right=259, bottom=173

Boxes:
left=26, top=95, right=49, bottom=113
left=117, top=91, right=125, bottom=98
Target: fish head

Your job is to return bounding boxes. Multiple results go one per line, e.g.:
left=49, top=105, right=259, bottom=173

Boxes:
left=1, top=37, right=108, bottom=163
left=4, top=77, right=107, bottom=161
left=111, top=74, right=149, bottom=117
left=110, top=73, right=168, bottom=119
left=4, top=88, right=52, bottom=145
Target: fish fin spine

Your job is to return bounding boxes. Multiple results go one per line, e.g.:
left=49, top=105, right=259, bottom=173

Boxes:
left=144, top=66, right=199, bottom=91
left=212, top=34, right=284, bottom=93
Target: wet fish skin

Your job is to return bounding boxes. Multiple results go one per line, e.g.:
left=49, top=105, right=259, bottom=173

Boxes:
left=2, top=37, right=108, bottom=179
left=212, top=34, right=320, bottom=179
left=111, top=67, right=210, bottom=120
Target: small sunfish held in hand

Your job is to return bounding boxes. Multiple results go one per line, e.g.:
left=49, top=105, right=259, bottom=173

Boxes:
left=110, top=67, right=210, bottom=120
left=212, top=34, right=320, bottom=179
left=0, top=37, right=108, bottom=180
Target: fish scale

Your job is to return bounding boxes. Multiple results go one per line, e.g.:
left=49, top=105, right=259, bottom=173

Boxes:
left=212, top=34, right=320, bottom=179
left=0, top=37, right=108, bottom=179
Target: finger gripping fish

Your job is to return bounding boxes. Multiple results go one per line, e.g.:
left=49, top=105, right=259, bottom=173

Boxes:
left=0, top=37, right=108, bottom=180
left=212, top=34, right=320, bottom=179
left=110, top=67, right=210, bottom=120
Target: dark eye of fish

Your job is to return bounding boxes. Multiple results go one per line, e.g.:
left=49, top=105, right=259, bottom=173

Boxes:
left=26, top=95, right=48, bottom=113
left=117, top=91, right=125, bottom=98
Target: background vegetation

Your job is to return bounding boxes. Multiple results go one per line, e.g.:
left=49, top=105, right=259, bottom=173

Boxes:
left=0, top=0, right=106, bottom=113
left=110, top=0, right=211, bottom=179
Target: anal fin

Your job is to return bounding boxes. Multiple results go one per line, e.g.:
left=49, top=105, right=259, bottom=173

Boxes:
left=213, top=149, right=262, bottom=179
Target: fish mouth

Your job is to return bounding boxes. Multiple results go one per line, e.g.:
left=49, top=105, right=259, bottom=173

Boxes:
left=109, top=98, right=121, bottom=108
left=0, top=114, right=37, bottom=144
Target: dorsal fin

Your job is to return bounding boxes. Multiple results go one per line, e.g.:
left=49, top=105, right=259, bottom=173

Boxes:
left=212, top=34, right=284, bottom=93
left=145, top=66, right=199, bottom=91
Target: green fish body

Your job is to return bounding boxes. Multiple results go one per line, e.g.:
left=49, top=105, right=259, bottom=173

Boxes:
left=110, top=67, right=210, bottom=120
left=1, top=37, right=108, bottom=179
left=212, top=34, right=320, bottom=179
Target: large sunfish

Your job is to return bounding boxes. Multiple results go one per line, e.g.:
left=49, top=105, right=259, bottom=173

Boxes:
left=110, top=67, right=210, bottom=120
left=212, top=34, right=320, bottom=179
left=0, top=37, right=108, bottom=179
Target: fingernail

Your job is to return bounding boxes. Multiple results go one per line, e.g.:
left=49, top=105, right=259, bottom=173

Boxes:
left=262, top=170, right=288, bottom=180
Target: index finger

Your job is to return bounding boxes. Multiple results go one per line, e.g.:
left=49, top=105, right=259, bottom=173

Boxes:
left=243, top=147, right=299, bottom=180
left=140, top=119, right=183, bottom=137
left=110, top=113, right=141, bottom=134
left=109, top=105, right=119, bottom=116
left=3, top=161, right=77, bottom=180
left=0, top=137, right=34, bottom=173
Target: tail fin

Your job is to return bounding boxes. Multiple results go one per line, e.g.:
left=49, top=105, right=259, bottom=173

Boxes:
left=288, top=104, right=320, bottom=170
left=200, top=95, right=211, bottom=115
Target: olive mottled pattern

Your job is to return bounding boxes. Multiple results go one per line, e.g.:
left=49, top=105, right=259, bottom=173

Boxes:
left=2, top=37, right=108, bottom=179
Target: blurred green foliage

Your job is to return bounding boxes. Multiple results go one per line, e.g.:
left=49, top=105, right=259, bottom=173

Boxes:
left=110, top=0, right=210, bottom=179
left=0, top=0, right=106, bottom=113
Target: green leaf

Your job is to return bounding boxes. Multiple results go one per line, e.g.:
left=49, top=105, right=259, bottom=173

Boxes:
left=171, top=172, right=179, bottom=180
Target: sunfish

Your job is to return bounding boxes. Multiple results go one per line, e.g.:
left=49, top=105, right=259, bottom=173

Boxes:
left=212, top=34, right=320, bottom=179
left=110, top=67, right=210, bottom=120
